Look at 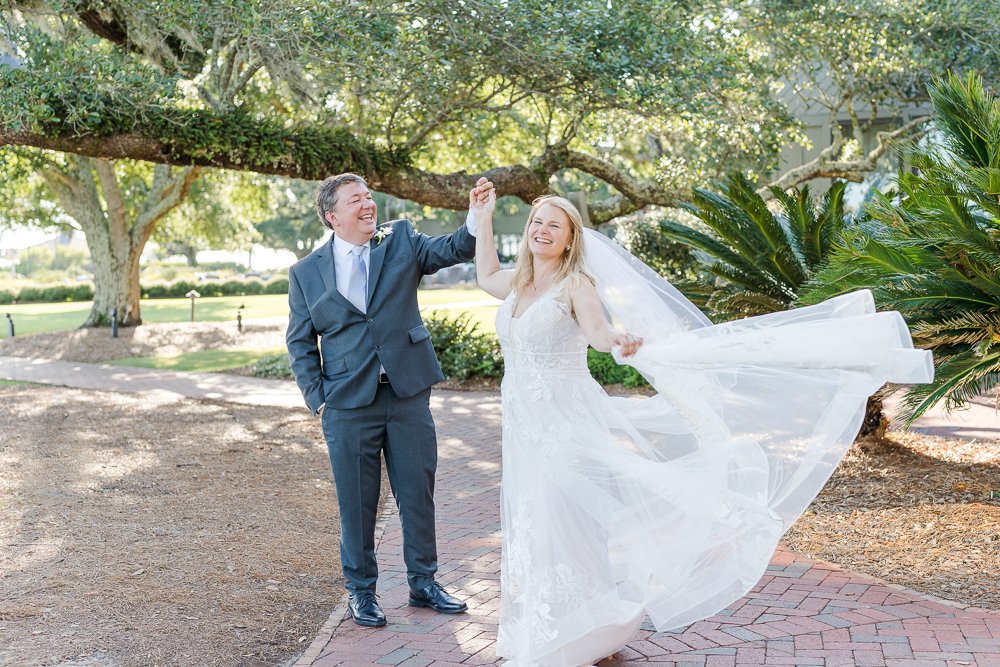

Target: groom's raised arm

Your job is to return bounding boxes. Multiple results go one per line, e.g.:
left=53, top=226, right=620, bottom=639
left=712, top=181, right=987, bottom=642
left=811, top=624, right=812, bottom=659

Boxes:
left=286, top=266, right=325, bottom=415
left=409, top=177, right=493, bottom=273
left=407, top=220, right=477, bottom=275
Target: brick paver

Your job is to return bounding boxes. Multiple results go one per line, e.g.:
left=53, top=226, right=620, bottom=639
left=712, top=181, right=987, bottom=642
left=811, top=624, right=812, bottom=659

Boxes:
left=299, top=391, right=1000, bottom=667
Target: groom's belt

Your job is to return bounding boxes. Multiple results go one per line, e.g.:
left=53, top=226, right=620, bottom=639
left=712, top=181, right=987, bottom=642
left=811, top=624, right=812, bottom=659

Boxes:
left=378, top=372, right=390, bottom=384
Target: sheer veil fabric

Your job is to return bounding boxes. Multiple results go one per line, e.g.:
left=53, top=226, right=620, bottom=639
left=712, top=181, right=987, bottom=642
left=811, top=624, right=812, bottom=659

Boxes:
left=494, top=229, right=933, bottom=667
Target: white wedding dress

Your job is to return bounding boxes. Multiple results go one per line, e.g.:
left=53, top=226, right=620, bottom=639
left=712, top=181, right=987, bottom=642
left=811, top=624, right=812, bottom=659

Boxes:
left=494, top=230, right=933, bottom=667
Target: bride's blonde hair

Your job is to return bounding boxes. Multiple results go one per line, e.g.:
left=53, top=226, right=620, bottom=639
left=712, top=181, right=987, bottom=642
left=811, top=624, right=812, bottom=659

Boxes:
left=511, top=195, right=593, bottom=295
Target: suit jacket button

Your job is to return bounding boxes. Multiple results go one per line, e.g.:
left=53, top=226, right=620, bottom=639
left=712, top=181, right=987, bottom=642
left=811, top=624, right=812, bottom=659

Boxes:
left=367, top=318, right=373, bottom=323
left=375, top=345, right=382, bottom=350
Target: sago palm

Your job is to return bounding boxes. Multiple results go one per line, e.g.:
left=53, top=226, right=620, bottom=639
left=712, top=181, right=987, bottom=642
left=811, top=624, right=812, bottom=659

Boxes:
left=801, top=73, right=1000, bottom=425
left=660, top=173, right=848, bottom=321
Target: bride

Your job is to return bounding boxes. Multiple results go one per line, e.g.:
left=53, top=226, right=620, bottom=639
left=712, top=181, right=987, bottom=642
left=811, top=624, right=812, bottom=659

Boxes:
left=470, top=187, right=933, bottom=667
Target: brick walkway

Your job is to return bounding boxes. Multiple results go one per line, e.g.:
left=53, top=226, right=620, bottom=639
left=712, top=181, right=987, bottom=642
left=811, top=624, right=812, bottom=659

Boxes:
left=296, top=391, right=1000, bottom=667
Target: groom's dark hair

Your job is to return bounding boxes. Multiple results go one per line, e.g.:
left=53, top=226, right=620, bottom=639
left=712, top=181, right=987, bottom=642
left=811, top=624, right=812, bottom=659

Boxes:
left=316, top=173, right=368, bottom=230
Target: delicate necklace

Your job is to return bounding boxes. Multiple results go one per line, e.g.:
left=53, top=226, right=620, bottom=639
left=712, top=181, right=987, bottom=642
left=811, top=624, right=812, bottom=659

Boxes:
left=528, top=274, right=552, bottom=293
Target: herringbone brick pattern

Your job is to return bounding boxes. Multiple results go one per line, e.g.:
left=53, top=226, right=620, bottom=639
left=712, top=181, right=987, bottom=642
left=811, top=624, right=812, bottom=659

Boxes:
left=297, top=391, right=1000, bottom=667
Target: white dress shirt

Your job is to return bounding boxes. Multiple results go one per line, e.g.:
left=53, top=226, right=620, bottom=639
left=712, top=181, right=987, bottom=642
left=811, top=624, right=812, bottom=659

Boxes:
left=332, top=234, right=370, bottom=304
left=332, top=213, right=477, bottom=297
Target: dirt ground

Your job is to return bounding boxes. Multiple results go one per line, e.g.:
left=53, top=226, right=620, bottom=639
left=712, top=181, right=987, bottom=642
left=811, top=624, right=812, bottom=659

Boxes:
left=2, top=320, right=999, bottom=667
left=0, top=321, right=286, bottom=364
left=0, top=385, right=341, bottom=667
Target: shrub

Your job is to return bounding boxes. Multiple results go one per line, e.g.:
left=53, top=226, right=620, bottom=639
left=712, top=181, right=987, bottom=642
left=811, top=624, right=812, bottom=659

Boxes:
left=423, top=311, right=504, bottom=381
left=264, top=278, right=289, bottom=294
left=249, top=312, right=646, bottom=389
left=10, top=276, right=288, bottom=304
left=586, top=349, right=649, bottom=387
left=250, top=353, right=293, bottom=379
left=15, top=284, right=95, bottom=303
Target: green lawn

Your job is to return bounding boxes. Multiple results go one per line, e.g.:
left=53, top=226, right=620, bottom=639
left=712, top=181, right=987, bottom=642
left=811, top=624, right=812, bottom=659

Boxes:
left=107, top=347, right=287, bottom=373
left=1, top=288, right=499, bottom=337
left=0, top=295, right=289, bottom=337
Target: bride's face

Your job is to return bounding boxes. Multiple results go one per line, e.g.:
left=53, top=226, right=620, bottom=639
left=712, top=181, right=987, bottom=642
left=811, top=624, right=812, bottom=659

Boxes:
left=527, top=204, right=572, bottom=260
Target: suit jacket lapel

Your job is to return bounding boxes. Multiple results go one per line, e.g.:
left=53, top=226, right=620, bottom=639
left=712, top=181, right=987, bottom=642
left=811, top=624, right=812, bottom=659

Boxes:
left=367, top=238, right=388, bottom=304
left=315, top=237, right=364, bottom=315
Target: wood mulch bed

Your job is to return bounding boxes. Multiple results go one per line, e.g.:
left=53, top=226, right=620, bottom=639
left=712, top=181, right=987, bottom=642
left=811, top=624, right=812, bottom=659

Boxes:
left=783, top=431, right=1000, bottom=611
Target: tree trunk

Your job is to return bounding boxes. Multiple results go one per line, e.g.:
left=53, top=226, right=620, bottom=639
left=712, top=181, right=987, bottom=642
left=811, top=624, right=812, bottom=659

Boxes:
left=857, top=395, right=887, bottom=440
left=86, top=238, right=143, bottom=326
left=40, top=156, right=200, bottom=328
left=180, top=242, right=199, bottom=267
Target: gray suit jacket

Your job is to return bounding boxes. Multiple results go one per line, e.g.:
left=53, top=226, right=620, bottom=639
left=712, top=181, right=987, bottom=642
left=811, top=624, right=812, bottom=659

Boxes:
left=286, top=218, right=476, bottom=412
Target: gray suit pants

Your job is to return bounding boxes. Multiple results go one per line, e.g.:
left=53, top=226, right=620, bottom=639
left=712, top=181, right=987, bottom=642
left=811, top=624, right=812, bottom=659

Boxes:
left=321, top=383, right=438, bottom=594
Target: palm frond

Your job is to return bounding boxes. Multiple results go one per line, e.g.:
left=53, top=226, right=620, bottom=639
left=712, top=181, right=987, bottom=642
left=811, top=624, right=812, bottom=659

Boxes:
left=898, top=349, right=1000, bottom=425
left=710, top=289, right=789, bottom=318
left=928, top=72, right=1000, bottom=172
left=910, top=311, right=1000, bottom=347
left=658, top=220, right=763, bottom=280
left=810, top=181, right=847, bottom=267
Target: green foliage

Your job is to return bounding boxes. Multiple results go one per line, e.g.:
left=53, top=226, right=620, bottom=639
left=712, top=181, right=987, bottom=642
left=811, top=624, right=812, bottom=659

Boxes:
left=0, top=1, right=792, bottom=200
left=800, top=73, right=1000, bottom=424
left=423, top=311, right=504, bottom=382
left=15, top=284, right=94, bottom=303
left=141, top=277, right=288, bottom=300
left=253, top=178, right=326, bottom=259
left=248, top=311, right=648, bottom=387
left=14, top=245, right=88, bottom=277
left=586, top=349, right=649, bottom=388
left=660, top=175, right=849, bottom=321
left=7, top=277, right=288, bottom=303
left=250, top=353, right=293, bottom=379
left=153, top=170, right=264, bottom=258
left=2, top=0, right=998, bottom=228
left=612, top=216, right=698, bottom=281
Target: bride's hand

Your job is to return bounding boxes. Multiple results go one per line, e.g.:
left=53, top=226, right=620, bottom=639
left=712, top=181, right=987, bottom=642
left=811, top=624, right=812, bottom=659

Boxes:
left=469, top=176, right=496, bottom=217
left=613, top=331, right=644, bottom=357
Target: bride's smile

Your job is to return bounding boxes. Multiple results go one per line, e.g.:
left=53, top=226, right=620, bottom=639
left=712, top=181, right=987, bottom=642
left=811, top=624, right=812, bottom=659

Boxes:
left=528, top=205, right=571, bottom=258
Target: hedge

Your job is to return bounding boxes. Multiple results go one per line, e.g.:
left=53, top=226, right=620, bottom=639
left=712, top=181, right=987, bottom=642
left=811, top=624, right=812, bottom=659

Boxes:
left=249, top=311, right=648, bottom=388
left=5, top=278, right=289, bottom=304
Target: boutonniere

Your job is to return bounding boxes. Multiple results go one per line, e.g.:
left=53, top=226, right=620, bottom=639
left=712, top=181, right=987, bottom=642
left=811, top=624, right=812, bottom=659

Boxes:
left=373, top=225, right=393, bottom=245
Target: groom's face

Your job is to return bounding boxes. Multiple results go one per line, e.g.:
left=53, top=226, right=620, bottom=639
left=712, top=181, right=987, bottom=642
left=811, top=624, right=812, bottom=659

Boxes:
left=325, top=181, right=378, bottom=245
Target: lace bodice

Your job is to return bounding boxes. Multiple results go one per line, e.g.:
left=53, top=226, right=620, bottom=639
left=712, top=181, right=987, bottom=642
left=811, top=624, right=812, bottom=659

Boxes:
left=496, top=281, right=589, bottom=375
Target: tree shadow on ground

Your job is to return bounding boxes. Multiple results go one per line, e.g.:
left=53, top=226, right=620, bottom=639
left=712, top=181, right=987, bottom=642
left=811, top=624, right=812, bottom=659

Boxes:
left=0, top=384, right=340, bottom=667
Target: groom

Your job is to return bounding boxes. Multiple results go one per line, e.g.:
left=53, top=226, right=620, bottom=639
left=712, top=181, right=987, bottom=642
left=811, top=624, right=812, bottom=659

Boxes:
left=286, top=173, right=492, bottom=627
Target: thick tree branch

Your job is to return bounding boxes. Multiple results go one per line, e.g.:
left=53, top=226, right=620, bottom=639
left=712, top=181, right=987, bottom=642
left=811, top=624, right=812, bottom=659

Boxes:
left=370, top=164, right=550, bottom=210
left=38, top=156, right=105, bottom=236
left=132, top=165, right=201, bottom=249
left=0, top=125, right=549, bottom=209
left=761, top=115, right=930, bottom=196
left=1, top=105, right=929, bottom=225
left=93, top=158, right=127, bottom=242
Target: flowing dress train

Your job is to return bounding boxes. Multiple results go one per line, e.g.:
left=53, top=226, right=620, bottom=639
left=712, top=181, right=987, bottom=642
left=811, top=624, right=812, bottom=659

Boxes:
left=494, top=240, right=932, bottom=667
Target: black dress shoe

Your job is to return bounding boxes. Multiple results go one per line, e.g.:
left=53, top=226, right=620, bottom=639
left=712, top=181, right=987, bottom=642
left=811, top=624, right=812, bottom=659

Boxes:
left=408, top=581, right=468, bottom=614
left=348, top=591, right=386, bottom=627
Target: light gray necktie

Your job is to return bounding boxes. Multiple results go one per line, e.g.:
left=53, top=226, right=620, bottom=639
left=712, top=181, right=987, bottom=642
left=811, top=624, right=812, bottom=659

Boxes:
left=347, top=244, right=368, bottom=312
